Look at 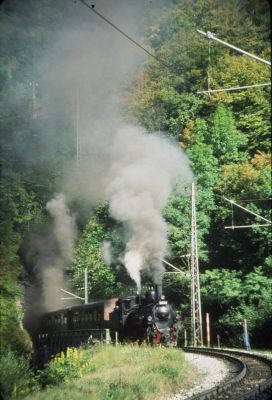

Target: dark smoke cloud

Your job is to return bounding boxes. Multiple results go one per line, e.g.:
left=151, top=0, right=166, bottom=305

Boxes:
left=17, top=0, right=191, bottom=309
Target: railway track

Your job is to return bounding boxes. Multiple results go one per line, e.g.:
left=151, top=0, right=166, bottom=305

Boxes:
left=182, top=347, right=272, bottom=400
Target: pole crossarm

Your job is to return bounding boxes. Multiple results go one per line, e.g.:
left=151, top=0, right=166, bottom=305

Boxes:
left=224, top=198, right=272, bottom=224
left=225, top=224, right=271, bottom=229
left=164, top=272, right=187, bottom=274
left=161, top=258, right=187, bottom=274
left=197, top=82, right=271, bottom=94
left=61, top=297, right=83, bottom=300
left=197, top=30, right=271, bottom=66
left=60, top=288, right=84, bottom=300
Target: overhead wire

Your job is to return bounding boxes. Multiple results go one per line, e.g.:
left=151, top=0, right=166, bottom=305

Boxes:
left=78, top=0, right=170, bottom=70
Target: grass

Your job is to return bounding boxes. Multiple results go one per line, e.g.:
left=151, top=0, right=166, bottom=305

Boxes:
left=26, top=344, right=197, bottom=400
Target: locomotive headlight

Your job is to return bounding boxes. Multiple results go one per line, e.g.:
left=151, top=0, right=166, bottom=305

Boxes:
left=147, top=315, right=152, bottom=322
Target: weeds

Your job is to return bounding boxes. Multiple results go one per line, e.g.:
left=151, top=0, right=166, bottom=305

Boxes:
left=39, top=347, right=98, bottom=386
left=0, top=350, right=38, bottom=399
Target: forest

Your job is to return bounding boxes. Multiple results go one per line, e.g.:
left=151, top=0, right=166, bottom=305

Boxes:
left=0, top=0, right=271, bottom=394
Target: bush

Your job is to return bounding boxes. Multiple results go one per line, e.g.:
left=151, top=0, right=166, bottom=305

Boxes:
left=0, top=350, right=37, bottom=399
left=39, top=347, right=97, bottom=386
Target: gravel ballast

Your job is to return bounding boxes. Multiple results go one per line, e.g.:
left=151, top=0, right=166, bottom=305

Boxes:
left=163, top=352, right=232, bottom=400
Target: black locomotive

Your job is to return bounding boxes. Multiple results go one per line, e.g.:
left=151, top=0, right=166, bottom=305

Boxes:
left=35, top=285, right=179, bottom=358
left=114, top=286, right=179, bottom=346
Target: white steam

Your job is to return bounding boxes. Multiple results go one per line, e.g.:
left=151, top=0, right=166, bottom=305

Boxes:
left=101, top=240, right=112, bottom=265
left=104, top=124, right=192, bottom=289
left=46, top=193, right=77, bottom=263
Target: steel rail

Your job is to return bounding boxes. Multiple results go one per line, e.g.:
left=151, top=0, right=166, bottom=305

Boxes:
left=181, top=347, right=272, bottom=400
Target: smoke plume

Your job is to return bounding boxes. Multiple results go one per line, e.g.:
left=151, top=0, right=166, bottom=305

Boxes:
left=104, top=124, right=192, bottom=290
left=36, top=2, right=193, bottom=292
left=39, top=193, right=77, bottom=310
left=4, top=0, right=191, bottom=310
left=46, top=193, right=77, bottom=264
left=101, top=241, right=112, bottom=265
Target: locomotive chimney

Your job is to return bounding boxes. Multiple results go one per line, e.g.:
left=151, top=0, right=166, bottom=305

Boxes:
left=155, top=284, right=162, bottom=301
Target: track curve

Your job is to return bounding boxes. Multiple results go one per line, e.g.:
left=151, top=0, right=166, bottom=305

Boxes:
left=182, top=347, right=272, bottom=400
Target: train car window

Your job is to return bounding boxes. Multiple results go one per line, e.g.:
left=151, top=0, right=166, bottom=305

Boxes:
left=64, top=316, right=67, bottom=325
left=73, top=312, right=79, bottom=323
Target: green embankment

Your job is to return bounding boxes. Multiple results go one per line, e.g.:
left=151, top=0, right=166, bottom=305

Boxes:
left=27, top=345, right=197, bottom=400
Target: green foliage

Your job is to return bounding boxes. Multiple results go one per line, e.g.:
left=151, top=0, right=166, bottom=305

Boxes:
left=39, top=347, right=98, bottom=386
left=163, top=195, right=191, bottom=262
left=211, top=153, right=271, bottom=270
left=72, top=204, right=133, bottom=299
left=201, top=267, right=272, bottom=346
left=0, top=350, right=37, bottom=399
left=0, top=245, right=33, bottom=356
left=155, top=364, right=179, bottom=379
left=208, top=104, right=247, bottom=164
left=201, top=269, right=242, bottom=307
left=0, top=169, right=43, bottom=245
left=210, top=55, right=271, bottom=153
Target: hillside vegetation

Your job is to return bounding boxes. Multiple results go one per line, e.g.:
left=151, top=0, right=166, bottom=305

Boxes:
left=0, top=1, right=271, bottom=394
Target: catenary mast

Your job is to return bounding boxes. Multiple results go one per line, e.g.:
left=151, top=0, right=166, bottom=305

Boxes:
left=190, top=183, right=203, bottom=346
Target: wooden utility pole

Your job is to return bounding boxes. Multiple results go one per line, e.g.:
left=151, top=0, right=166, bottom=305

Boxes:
left=75, top=88, right=81, bottom=165
left=206, top=313, right=210, bottom=347
left=84, top=267, right=88, bottom=304
left=29, top=80, right=38, bottom=119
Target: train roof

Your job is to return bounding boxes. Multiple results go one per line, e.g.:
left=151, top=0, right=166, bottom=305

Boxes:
left=41, top=299, right=112, bottom=317
left=41, top=294, right=141, bottom=318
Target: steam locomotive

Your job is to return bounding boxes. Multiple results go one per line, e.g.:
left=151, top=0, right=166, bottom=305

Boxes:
left=35, top=285, right=179, bottom=357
